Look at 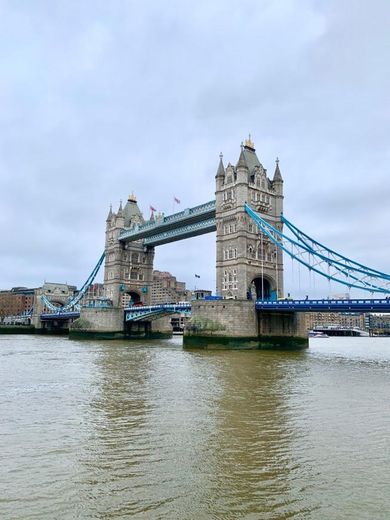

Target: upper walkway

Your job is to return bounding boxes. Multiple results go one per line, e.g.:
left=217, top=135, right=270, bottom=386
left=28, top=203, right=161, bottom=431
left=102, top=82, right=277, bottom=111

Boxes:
left=255, top=298, right=390, bottom=312
left=119, top=200, right=216, bottom=246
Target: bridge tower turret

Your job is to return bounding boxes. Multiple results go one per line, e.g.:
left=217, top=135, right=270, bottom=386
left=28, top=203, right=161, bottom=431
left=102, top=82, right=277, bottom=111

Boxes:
left=215, top=137, right=284, bottom=300
left=104, top=194, right=155, bottom=308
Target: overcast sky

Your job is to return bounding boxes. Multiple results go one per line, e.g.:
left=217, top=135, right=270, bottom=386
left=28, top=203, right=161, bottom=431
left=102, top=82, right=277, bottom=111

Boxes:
left=1, top=0, right=389, bottom=298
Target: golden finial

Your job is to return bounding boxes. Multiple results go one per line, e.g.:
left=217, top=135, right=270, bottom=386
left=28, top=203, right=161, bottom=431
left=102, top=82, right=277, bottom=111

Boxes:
left=128, top=192, right=137, bottom=202
left=244, top=134, right=255, bottom=150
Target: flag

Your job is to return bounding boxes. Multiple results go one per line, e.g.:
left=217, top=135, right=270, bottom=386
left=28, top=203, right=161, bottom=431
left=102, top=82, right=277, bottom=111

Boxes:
left=174, top=196, right=180, bottom=204
left=150, top=205, right=156, bottom=212
left=195, top=274, right=200, bottom=278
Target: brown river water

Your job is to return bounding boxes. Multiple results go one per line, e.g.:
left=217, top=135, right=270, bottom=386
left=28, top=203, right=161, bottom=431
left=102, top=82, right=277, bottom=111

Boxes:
left=1, top=334, right=389, bottom=519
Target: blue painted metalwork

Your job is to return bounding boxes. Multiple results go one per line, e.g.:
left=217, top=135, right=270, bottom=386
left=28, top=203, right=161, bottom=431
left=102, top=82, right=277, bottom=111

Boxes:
left=40, top=311, right=81, bottom=321
left=245, top=204, right=390, bottom=294
left=281, top=215, right=390, bottom=279
left=143, top=219, right=216, bottom=247
left=256, top=298, right=390, bottom=312
left=125, top=303, right=191, bottom=322
left=119, top=200, right=216, bottom=243
left=41, top=252, right=105, bottom=313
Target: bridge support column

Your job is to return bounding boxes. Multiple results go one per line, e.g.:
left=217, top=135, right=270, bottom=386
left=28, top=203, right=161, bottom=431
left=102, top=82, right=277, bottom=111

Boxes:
left=184, top=300, right=307, bottom=349
left=125, top=317, right=173, bottom=339
left=69, top=307, right=125, bottom=339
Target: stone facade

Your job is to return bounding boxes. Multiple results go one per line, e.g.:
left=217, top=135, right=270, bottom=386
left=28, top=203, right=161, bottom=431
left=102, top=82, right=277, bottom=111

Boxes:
left=215, top=137, right=284, bottom=300
left=104, top=195, right=155, bottom=308
left=187, top=299, right=258, bottom=337
left=71, top=307, right=124, bottom=334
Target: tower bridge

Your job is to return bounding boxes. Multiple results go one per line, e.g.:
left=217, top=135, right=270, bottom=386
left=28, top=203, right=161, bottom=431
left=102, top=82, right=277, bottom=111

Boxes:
left=35, top=137, right=390, bottom=347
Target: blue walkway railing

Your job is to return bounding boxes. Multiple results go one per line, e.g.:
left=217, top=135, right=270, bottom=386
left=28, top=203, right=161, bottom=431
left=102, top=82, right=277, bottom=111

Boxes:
left=125, top=303, right=192, bottom=322
left=255, top=298, right=390, bottom=312
left=40, top=311, right=81, bottom=321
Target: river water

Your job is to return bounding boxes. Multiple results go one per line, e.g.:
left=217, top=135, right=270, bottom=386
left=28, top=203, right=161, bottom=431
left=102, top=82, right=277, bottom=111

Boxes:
left=1, top=335, right=389, bottom=519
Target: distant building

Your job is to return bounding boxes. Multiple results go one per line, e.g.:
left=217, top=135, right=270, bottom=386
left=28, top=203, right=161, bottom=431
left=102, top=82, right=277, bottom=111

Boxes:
left=0, top=287, right=36, bottom=320
left=366, top=313, right=390, bottom=335
left=305, top=312, right=365, bottom=331
left=304, top=293, right=367, bottom=331
left=193, top=289, right=212, bottom=300
left=151, top=271, right=189, bottom=304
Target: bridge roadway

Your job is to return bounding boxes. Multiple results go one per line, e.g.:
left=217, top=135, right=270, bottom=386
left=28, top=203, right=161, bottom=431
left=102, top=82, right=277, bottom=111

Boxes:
left=125, top=303, right=191, bottom=322
left=39, top=298, right=390, bottom=322
left=118, top=200, right=216, bottom=246
left=40, top=311, right=81, bottom=321
left=124, top=298, right=390, bottom=322
left=255, top=298, right=390, bottom=312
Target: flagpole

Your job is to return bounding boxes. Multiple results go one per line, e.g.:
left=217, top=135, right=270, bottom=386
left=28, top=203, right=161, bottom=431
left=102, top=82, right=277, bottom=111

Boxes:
left=173, top=196, right=180, bottom=215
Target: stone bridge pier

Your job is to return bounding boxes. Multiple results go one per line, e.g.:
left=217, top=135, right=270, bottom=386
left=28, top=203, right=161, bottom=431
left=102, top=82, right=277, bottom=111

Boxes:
left=184, top=299, right=307, bottom=349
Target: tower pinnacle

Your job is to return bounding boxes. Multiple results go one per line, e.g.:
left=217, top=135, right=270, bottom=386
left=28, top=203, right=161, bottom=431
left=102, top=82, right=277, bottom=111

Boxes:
left=273, top=157, right=283, bottom=182
left=215, top=152, right=225, bottom=178
left=236, top=149, right=248, bottom=170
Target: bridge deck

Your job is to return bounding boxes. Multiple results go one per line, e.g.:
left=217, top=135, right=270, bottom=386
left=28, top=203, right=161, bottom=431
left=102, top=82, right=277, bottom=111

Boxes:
left=255, top=298, right=390, bottom=312
left=125, top=303, right=191, bottom=321
left=40, top=312, right=81, bottom=321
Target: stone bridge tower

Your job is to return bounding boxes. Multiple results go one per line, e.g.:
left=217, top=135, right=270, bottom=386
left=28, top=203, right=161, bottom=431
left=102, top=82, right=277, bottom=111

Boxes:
left=215, top=137, right=284, bottom=300
left=104, top=194, right=155, bottom=308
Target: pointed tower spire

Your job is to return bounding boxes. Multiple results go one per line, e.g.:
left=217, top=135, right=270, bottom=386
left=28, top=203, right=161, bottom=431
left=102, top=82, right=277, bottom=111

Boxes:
left=215, top=152, right=225, bottom=178
left=273, top=157, right=283, bottom=182
left=106, top=203, right=113, bottom=221
left=117, top=200, right=123, bottom=217
left=236, top=149, right=248, bottom=170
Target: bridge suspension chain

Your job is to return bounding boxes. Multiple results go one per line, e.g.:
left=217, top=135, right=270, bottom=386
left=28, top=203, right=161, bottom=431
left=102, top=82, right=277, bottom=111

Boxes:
left=281, top=216, right=390, bottom=280
left=245, top=204, right=390, bottom=295
left=41, top=252, right=106, bottom=313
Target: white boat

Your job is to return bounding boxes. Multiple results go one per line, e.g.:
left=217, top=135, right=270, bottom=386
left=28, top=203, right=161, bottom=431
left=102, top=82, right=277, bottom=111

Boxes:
left=308, top=330, right=329, bottom=338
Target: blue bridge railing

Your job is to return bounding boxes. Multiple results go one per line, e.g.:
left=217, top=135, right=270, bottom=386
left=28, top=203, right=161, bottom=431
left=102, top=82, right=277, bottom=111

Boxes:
left=125, top=303, right=192, bottom=322
left=40, top=311, right=81, bottom=321
left=255, top=298, right=390, bottom=312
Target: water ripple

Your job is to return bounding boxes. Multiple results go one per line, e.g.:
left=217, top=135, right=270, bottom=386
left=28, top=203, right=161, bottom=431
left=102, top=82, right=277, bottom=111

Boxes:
left=1, top=335, right=389, bottom=518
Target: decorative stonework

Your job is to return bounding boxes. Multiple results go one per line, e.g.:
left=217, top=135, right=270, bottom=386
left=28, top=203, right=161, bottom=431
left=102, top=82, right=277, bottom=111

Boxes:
left=215, top=139, right=284, bottom=300
left=104, top=197, right=155, bottom=307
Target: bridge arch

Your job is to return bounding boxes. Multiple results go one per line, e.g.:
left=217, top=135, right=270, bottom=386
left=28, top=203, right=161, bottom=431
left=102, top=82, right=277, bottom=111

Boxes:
left=124, top=290, right=141, bottom=306
left=250, top=274, right=276, bottom=300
